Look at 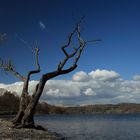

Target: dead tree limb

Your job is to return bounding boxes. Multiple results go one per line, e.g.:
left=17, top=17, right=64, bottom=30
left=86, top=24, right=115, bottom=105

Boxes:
left=0, top=42, right=41, bottom=125
left=21, top=21, right=89, bottom=127
left=12, top=42, right=41, bottom=125
left=0, top=18, right=100, bottom=128
left=0, top=58, right=26, bottom=81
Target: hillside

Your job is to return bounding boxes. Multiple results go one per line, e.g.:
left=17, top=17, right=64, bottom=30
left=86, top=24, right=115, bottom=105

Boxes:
left=37, top=103, right=140, bottom=114
left=0, top=89, right=140, bottom=115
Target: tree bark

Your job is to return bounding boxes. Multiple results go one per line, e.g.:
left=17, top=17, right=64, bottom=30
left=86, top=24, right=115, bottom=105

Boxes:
left=20, top=66, right=77, bottom=127
left=12, top=46, right=40, bottom=126
left=21, top=78, right=45, bottom=127
left=8, top=20, right=89, bottom=128
left=12, top=80, right=30, bottom=126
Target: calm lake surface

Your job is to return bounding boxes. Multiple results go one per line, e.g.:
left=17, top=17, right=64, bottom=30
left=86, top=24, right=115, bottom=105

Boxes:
left=35, top=114, right=140, bottom=140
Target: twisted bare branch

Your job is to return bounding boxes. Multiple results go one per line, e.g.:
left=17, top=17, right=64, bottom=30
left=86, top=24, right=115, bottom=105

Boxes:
left=57, top=24, right=81, bottom=70
left=42, top=18, right=89, bottom=81
left=85, top=39, right=102, bottom=43
left=23, top=42, right=41, bottom=92
left=0, top=58, right=26, bottom=81
left=27, top=42, right=40, bottom=77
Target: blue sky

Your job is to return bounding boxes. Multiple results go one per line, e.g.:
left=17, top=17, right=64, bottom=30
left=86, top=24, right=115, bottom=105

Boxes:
left=1, top=0, right=140, bottom=105
left=0, top=0, right=140, bottom=83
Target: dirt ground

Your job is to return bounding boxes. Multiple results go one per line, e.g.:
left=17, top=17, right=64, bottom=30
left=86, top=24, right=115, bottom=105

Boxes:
left=0, top=119, right=64, bottom=140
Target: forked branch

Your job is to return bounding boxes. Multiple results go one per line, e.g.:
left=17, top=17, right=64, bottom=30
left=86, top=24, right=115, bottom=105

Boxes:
left=0, top=41, right=41, bottom=94
left=0, top=58, right=26, bottom=81
left=43, top=21, right=88, bottom=80
left=23, top=42, right=41, bottom=92
left=57, top=23, right=84, bottom=71
left=27, top=42, right=40, bottom=77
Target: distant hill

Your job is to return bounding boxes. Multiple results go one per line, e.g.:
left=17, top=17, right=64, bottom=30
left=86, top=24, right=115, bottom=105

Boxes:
left=0, top=88, right=140, bottom=115
left=0, top=88, right=19, bottom=115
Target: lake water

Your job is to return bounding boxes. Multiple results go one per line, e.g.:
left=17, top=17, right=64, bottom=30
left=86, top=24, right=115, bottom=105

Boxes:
left=35, top=114, right=140, bottom=140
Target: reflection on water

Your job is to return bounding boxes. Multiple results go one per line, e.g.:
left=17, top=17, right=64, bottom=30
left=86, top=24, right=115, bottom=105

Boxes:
left=36, top=114, right=140, bottom=140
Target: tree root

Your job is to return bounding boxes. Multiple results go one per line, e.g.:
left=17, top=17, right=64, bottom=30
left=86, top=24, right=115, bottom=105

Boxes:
left=12, top=123, right=46, bottom=130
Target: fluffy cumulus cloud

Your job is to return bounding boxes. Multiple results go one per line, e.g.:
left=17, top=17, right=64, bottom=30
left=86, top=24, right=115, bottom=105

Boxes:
left=83, top=88, right=96, bottom=96
left=72, top=71, right=91, bottom=82
left=133, top=75, right=140, bottom=81
left=1, top=69, right=140, bottom=106
left=89, top=69, right=120, bottom=81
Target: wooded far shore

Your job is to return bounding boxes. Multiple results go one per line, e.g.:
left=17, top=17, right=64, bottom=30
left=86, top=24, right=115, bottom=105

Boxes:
left=1, top=90, right=140, bottom=115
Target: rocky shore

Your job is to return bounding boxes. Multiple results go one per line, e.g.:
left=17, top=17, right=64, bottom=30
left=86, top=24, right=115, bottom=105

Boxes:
left=0, top=119, right=64, bottom=140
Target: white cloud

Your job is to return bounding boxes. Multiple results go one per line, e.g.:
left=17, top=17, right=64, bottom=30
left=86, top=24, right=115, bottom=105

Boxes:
left=0, top=81, right=38, bottom=96
left=39, top=21, right=46, bottom=30
left=72, top=71, right=91, bottom=82
left=89, top=69, right=120, bottom=81
left=0, top=82, right=23, bottom=95
left=1, top=69, right=140, bottom=105
left=83, top=88, right=96, bottom=96
left=47, top=89, right=60, bottom=96
left=133, top=75, right=140, bottom=81
left=45, top=80, right=81, bottom=98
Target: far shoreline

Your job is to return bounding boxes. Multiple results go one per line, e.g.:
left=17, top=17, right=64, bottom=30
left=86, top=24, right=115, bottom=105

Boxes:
left=1, top=103, right=140, bottom=115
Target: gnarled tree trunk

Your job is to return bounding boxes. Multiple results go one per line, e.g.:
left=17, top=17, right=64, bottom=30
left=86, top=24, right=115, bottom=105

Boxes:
left=0, top=20, right=96, bottom=128
left=5, top=47, right=41, bottom=126
left=12, top=92, right=29, bottom=125
left=20, top=65, right=77, bottom=127
left=14, top=22, right=87, bottom=128
left=13, top=74, right=40, bottom=126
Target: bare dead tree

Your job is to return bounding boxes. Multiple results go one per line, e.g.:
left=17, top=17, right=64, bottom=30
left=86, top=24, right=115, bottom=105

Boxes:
left=0, top=43, right=40, bottom=125
left=0, top=21, right=99, bottom=128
